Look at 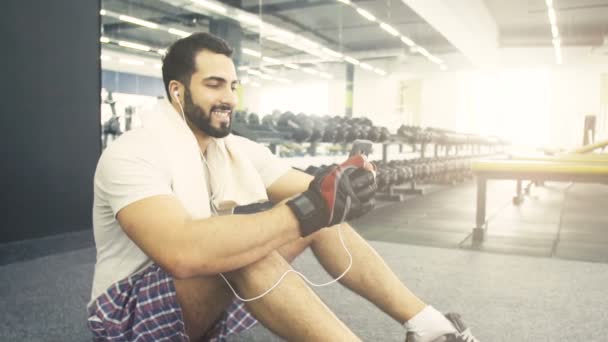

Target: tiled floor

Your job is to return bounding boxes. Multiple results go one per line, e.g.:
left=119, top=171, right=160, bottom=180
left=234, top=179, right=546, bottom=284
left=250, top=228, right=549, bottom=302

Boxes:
left=352, top=179, right=608, bottom=263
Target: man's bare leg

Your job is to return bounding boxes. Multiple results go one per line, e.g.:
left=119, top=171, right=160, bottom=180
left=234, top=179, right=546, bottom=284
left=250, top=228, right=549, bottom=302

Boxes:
left=175, top=243, right=359, bottom=341
left=310, top=223, right=427, bottom=324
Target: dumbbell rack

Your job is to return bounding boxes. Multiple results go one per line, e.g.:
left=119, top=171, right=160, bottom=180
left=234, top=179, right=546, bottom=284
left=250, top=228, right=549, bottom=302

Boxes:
left=374, top=137, right=504, bottom=202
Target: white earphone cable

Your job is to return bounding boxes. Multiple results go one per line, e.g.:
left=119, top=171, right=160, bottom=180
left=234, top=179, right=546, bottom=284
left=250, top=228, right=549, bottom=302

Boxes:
left=219, top=221, right=353, bottom=302
left=176, top=95, right=352, bottom=301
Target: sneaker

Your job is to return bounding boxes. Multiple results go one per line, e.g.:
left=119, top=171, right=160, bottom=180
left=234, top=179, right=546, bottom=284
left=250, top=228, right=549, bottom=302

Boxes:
left=405, top=312, right=479, bottom=342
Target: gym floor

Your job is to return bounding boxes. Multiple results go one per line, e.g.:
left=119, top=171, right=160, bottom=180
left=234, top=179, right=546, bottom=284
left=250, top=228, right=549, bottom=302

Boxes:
left=1, top=179, right=607, bottom=341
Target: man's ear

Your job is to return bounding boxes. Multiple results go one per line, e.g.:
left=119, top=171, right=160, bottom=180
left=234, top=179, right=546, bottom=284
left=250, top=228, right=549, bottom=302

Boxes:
left=168, top=80, right=184, bottom=103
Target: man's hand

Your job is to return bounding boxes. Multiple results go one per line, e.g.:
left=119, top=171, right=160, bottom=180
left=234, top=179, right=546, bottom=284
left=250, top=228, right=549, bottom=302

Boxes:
left=286, top=155, right=377, bottom=236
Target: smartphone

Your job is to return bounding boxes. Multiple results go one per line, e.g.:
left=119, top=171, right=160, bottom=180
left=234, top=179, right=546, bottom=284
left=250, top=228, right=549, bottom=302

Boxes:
left=349, top=139, right=373, bottom=157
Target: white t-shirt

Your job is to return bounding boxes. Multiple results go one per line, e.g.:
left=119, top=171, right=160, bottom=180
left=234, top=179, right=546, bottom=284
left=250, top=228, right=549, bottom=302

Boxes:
left=90, top=129, right=291, bottom=302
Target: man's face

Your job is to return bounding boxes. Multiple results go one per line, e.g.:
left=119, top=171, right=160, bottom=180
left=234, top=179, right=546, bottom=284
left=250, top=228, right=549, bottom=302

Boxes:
left=182, top=50, right=238, bottom=138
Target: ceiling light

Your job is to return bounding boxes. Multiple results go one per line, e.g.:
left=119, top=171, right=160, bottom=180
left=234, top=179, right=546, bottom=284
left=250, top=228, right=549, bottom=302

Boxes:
left=373, top=68, right=387, bottom=76
left=192, top=0, right=227, bottom=14
left=551, top=25, right=558, bottom=38
left=321, top=47, right=343, bottom=58
left=100, top=9, right=107, bottom=16
left=119, top=58, right=145, bottom=66
left=242, top=48, right=262, bottom=57
left=336, top=0, right=351, bottom=4
left=237, top=13, right=261, bottom=26
left=268, top=27, right=294, bottom=40
left=380, top=23, right=399, bottom=36
left=428, top=55, right=443, bottom=64
left=548, top=8, right=556, bottom=25
left=262, top=56, right=281, bottom=64
left=118, top=40, right=151, bottom=51
left=238, top=65, right=250, bottom=71
left=276, top=77, right=292, bottom=84
left=416, top=47, right=431, bottom=57
left=265, top=36, right=288, bottom=44
left=100, top=55, right=111, bottom=61
left=301, top=67, right=318, bottom=75
left=157, top=49, right=167, bottom=55
left=100, top=36, right=110, bottom=43
left=360, top=62, right=373, bottom=71
left=301, top=39, right=319, bottom=49
left=400, top=36, right=415, bottom=47
left=260, top=66, right=277, bottom=74
left=285, top=63, right=300, bottom=70
left=545, top=0, right=553, bottom=6
left=344, top=56, right=360, bottom=65
left=319, top=72, right=333, bottom=79
left=247, top=69, right=262, bottom=76
left=260, top=74, right=273, bottom=80
left=356, top=8, right=376, bottom=22
left=119, top=15, right=159, bottom=29
left=168, top=28, right=191, bottom=37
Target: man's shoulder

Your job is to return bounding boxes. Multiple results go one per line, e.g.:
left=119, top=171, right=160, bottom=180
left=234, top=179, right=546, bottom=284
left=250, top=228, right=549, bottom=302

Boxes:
left=96, top=128, right=166, bottom=176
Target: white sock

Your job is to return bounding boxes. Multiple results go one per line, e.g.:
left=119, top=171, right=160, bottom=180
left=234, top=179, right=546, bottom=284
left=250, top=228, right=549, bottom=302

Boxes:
left=404, top=305, right=457, bottom=342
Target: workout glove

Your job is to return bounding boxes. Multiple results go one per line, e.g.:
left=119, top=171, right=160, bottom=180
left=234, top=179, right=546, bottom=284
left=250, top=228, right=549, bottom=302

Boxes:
left=287, top=155, right=377, bottom=236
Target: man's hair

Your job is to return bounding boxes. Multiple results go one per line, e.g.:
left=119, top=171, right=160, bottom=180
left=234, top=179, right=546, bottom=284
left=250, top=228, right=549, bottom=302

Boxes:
left=162, top=32, right=233, bottom=100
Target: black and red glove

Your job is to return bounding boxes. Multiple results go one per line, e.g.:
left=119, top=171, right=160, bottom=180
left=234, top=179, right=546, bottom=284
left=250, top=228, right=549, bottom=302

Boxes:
left=286, top=155, right=377, bottom=236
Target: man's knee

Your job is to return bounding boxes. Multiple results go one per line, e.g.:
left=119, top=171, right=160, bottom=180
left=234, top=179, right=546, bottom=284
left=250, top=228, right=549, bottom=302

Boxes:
left=278, top=234, right=316, bottom=262
left=226, top=250, right=291, bottom=284
left=310, top=223, right=346, bottom=246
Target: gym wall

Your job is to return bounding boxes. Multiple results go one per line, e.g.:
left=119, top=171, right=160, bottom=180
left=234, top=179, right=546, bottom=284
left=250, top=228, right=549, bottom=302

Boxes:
left=0, top=0, right=101, bottom=243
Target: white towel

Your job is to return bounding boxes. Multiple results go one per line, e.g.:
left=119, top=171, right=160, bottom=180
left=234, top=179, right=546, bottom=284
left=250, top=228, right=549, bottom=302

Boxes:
left=139, top=100, right=268, bottom=218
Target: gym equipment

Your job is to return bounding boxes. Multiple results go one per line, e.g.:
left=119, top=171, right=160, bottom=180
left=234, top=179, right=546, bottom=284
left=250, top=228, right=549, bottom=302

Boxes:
left=102, top=91, right=122, bottom=149
left=471, top=159, right=608, bottom=242
left=583, top=115, right=596, bottom=146
left=570, top=139, right=608, bottom=154
left=276, top=112, right=313, bottom=142
left=248, top=112, right=260, bottom=126
left=232, top=111, right=288, bottom=143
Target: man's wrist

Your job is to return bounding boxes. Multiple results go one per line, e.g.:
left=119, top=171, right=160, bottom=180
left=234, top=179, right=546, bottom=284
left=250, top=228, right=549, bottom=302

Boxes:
left=286, top=191, right=327, bottom=237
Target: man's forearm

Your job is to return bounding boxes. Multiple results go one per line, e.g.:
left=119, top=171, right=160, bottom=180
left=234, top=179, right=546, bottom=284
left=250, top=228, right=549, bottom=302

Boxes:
left=175, top=204, right=301, bottom=278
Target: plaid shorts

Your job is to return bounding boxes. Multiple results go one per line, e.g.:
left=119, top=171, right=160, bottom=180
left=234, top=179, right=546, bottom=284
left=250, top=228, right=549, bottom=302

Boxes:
left=87, top=263, right=258, bottom=341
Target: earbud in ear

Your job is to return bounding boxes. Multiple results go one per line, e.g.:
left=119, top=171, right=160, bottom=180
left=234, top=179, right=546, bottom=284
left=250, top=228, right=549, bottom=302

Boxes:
left=173, top=90, right=179, bottom=99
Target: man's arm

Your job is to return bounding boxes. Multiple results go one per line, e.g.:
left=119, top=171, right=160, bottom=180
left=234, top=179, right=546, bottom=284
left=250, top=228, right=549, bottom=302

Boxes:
left=117, top=159, right=373, bottom=280
left=117, top=195, right=302, bottom=279
left=266, top=168, right=314, bottom=203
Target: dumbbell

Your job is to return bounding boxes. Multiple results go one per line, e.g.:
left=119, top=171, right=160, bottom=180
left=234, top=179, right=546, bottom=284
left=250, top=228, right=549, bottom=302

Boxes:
left=334, top=123, right=348, bottom=143
left=365, top=126, right=379, bottom=142
left=345, top=124, right=364, bottom=143
left=397, top=125, right=418, bottom=143
left=233, top=111, right=248, bottom=124
left=309, top=115, right=326, bottom=143
left=277, top=112, right=312, bottom=143
left=248, top=112, right=260, bottom=126
left=322, top=121, right=338, bottom=142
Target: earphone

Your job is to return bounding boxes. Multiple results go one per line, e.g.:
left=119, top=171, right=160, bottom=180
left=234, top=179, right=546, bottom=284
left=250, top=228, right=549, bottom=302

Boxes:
left=173, top=90, right=186, bottom=122
left=172, top=86, right=353, bottom=301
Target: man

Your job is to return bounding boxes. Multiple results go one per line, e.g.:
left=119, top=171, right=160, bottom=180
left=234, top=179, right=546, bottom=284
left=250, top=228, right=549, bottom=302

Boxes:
left=87, top=32, right=478, bottom=342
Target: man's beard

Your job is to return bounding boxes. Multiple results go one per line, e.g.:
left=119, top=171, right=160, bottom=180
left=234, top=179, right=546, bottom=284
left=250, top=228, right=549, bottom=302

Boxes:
left=183, top=87, right=232, bottom=138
